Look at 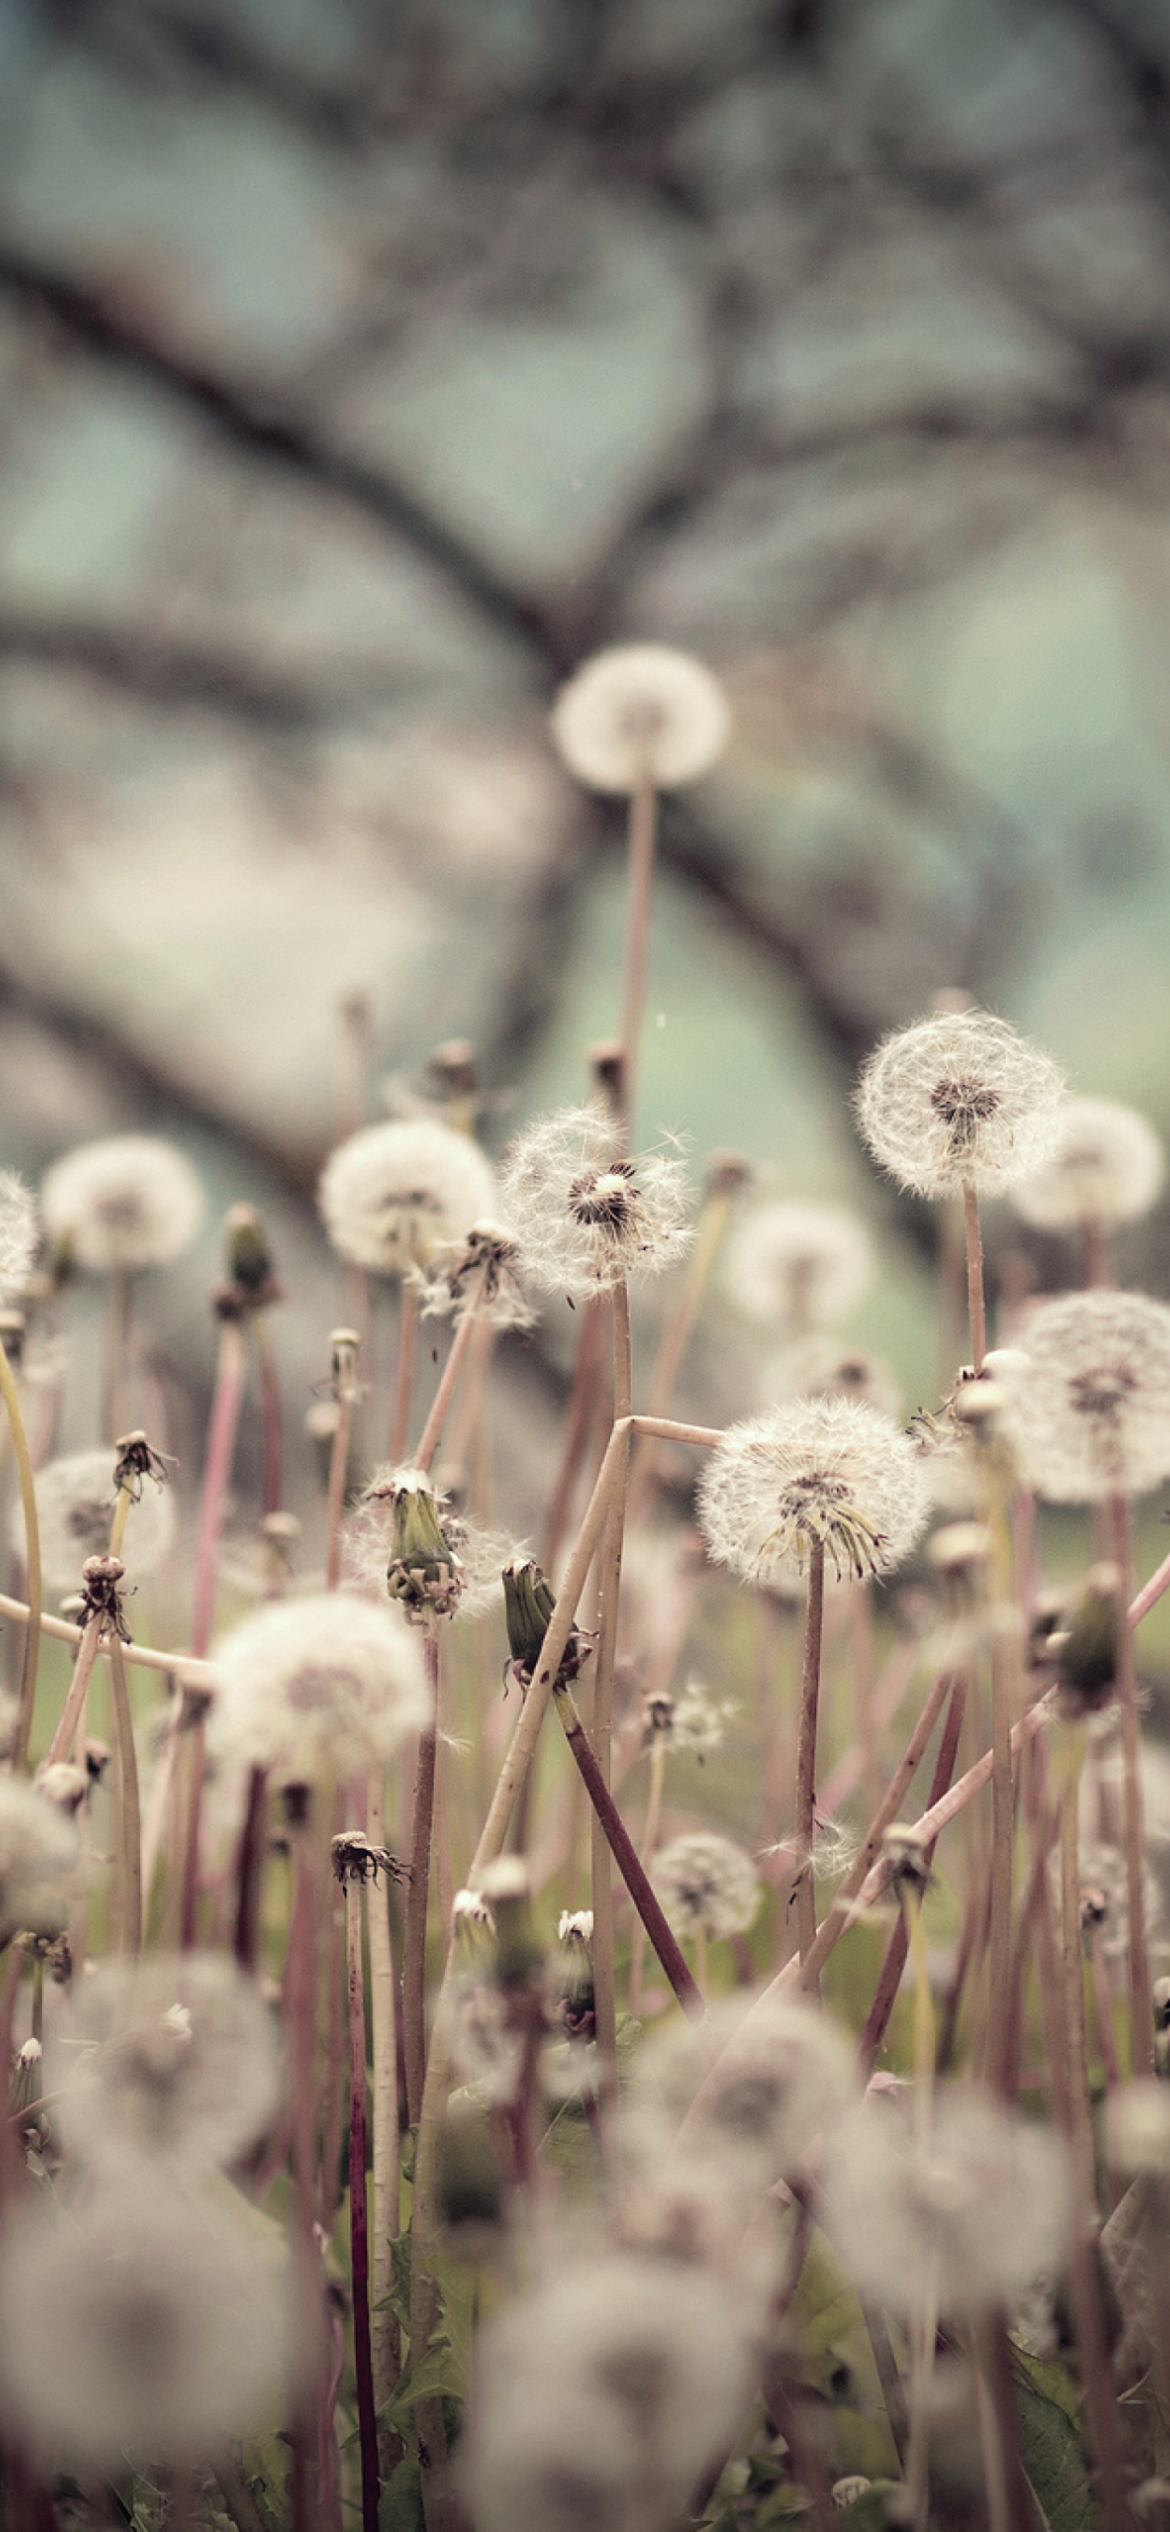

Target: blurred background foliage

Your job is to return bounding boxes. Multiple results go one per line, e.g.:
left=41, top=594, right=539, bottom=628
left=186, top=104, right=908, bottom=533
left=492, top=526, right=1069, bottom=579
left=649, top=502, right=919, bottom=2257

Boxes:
left=4, top=0, right=1170, bottom=1510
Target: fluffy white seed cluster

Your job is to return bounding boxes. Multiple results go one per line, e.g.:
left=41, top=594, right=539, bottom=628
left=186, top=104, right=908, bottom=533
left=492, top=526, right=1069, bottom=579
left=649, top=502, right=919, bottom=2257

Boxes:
left=41, top=1135, right=205, bottom=1273
left=1009, top=1289, right=1170, bottom=1501
left=0, top=2182, right=289, bottom=2467
left=627, top=1992, right=856, bottom=2197
left=318, top=1118, right=496, bottom=1276
left=499, top=1106, right=692, bottom=1298
left=642, top=1677, right=734, bottom=1760
left=418, top=1218, right=535, bottom=1330
left=458, top=2254, right=755, bottom=2532
left=551, top=644, right=729, bottom=794
left=698, top=1396, right=929, bottom=1588
left=855, top=1009, right=1066, bottom=1199
left=50, top=1953, right=280, bottom=2174
left=725, top=1200, right=874, bottom=1331
left=760, top=1336, right=901, bottom=1422
left=1011, top=1095, right=1166, bottom=1231
left=209, top=1592, right=429, bottom=1789
left=15, top=1446, right=177, bottom=1601
left=823, top=2090, right=1072, bottom=2318
left=651, top=1830, right=761, bottom=1941
left=0, top=1776, right=78, bottom=1943
left=0, top=1174, right=37, bottom=1300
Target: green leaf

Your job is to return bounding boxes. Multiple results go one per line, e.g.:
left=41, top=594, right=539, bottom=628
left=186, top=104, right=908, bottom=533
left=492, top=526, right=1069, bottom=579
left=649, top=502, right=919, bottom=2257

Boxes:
left=379, top=2453, right=424, bottom=2532
left=1013, top=2351, right=1103, bottom=2532
left=382, top=2337, right=463, bottom=2430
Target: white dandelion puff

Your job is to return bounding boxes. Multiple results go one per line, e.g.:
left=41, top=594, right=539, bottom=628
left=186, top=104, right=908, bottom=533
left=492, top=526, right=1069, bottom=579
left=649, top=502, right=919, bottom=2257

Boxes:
left=626, top=1990, right=856, bottom=2193
left=41, top=1136, right=205, bottom=1273
left=651, top=1830, right=761, bottom=1942
left=1008, top=1289, right=1170, bottom=1501
left=823, top=2089, right=1073, bottom=2319
left=318, top=1118, right=496, bottom=1276
left=0, top=1777, right=77, bottom=1942
left=642, top=1677, right=734, bottom=1761
left=855, top=1010, right=1066, bottom=1200
left=0, top=2181, right=290, bottom=2466
left=417, top=1218, right=535, bottom=1331
left=209, top=1592, right=429, bottom=1791
left=725, top=1201, right=874, bottom=1332
left=551, top=644, right=729, bottom=794
left=0, top=1175, right=37, bottom=1300
left=499, top=1105, right=692, bottom=1298
left=49, top=1953, right=280, bottom=2174
left=698, top=1396, right=929, bottom=1589
left=1012, top=1096, right=1165, bottom=1232
left=14, top=1446, right=177, bottom=1601
left=1105, top=2079, right=1170, bottom=2176
left=761, top=1336, right=901, bottom=1422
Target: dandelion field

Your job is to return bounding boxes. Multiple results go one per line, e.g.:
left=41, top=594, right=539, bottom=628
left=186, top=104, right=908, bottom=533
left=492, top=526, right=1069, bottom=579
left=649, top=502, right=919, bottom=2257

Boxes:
left=1, top=646, right=1170, bottom=2532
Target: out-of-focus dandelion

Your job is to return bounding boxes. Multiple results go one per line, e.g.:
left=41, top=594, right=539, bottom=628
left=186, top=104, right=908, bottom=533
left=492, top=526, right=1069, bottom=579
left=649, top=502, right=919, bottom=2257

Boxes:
left=1012, top=1096, right=1165, bottom=1233
left=855, top=1009, right=1065, bottom=1201
left=417, top=1218, right=534, bottom=1330
left=823, top=2089, right=1072, bottom=2317
left=0, top=1174, right=37, bottom=1298
left=209, top=1592, right=429, bottom=1792
left=698, top=1396, right=928, bottom=1589
left=14, top=1445, right=176, bottom=1601
left=641, top=1678, right=734, bottom=1762
left=0, top=1775, right=77, bottom=1941
left=41, top=1136, right=205, bottom=1273
left=318, top=1118, right=496, bottom=1276
left=725, top=1200, right=874, bottom=1332
left=1009, top=1290, right=1170, bottom=1501
left=627, top=1990, right=856, bottom=2194
left=499, top=1105, right=691, bottom=1298
left=651, top=1830, right=761, bottom=1942
left=50, top=1952, right=280, bottom=2172
left=761, top=1336, right=901, bottom=1421
left=551, top=645, right=729, bottom=794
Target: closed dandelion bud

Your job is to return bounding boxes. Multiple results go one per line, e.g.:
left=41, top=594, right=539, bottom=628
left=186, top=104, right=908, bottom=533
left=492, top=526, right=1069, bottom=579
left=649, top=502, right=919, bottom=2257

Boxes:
left=9, top=2035, right=41, bottom=2123
left=318, top=1117, right=496, bottom=1276
left=881, top=1821, right=933, bottom=1897
left=35, top=1760, right=88, bottom=1818
left=480, top=1855, right=542, bottom=1990
left=41, top=1135, right=205, bottom=1273
left=823, top=2090, right=1073, bottom=2318
left=499, top=1107, right=692, bottom=1299
left=0, top=1777, right=78, bottom=1942
left=222, top=1201, right=279, bottom=1307
left=1012, top=1096, right=1165, bottom=1231
left=1050, top=1564, right=1121, bottom=1716
left=384, top=1469, right=460, bottom=1617
left=698, top=1396, right=928, bottom=1589
left=855, top=1009, right=1065, bottom=1199
left=551, top=644, right=730, bottom=793
left=726, top=1201, right=874, bottom=1333
left=651, top=1830, right=761, bottom=1942
left=1010, top=1290, right=1170, bottom=1500
left=553, top=1910, right=595, bottom=2039
left=49, top=1953, right=280, bottom=2173
left=0, top=1309, right=23, bottom=1367
left=209, top=1592, right=429, bottom=1791
left=502, top=1555, right=585, bottom=1687
left=349, top=1465, right=504, bottom=1621
left=16, top=1446, right=176, bottom=1601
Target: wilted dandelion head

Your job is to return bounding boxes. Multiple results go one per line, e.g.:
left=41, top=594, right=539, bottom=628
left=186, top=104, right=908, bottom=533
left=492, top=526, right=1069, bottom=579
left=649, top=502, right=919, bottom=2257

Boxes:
left=1009, top=1289, right=1170, bottom=1501
left=459, top=2253, right=755, bottom=2532
left=0, top=2182, right=290, bottom=2467
left=641, top=1678, right=734, bottom=1761
left=761, top=1336, right=901, bottom=1422
left=499, top=1106, right=692, bottom=1298
left=1012, top=1096, right=1165, bottom=1232
left=41, top=1135, right=205, bottom=1273
left=698, top=1396, right=929, bottom=1588
left=551, top=644, right=729, bottom=794
left=50, top=1953, right=280, bottom=2173
left=725, top=1201, right=874, bottom=1332
left=418, top=1218, right=534, bottom=1331
left=0, top=1776, right=77, bottom=1943
left=16, top=1446, right=177, bottom=1601
left=855, top=1010, right=1065, bottom=1199
left=318, top=1118, right=496, bottom=1276
left=651, top=1830, right=761, bottom=1941
left=0, top=1174, right=37, bottom=1300
left=346, top=1464, right=505, bottom=1622
left=209, top=1592, right=429, bottom=1791
left=627, top=1990, right=856, bottom=2193
left=823, top=2090, right=1073, bottom=2318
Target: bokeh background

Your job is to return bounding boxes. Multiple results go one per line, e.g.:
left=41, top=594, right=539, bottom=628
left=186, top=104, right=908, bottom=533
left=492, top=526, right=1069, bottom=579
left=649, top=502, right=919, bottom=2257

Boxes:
left=4, top=0, right=1170, bottom=1534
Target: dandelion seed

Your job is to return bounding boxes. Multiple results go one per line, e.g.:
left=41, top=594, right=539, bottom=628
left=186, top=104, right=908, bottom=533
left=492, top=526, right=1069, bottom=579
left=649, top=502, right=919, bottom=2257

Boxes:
left=500, top=1106, right=692, bottom=1298
left=726, top=1201, right=874, bottom=1332
left=1009, top=1289, right=1170, bottom=1501
left=15, top=1446, right=177, bottom=1600
left=318, top=1118, right=496, bottom=1276
left=823, top=2089, right=1073, bottom=2318
left=855, top=1010, right=1065, bottom=1200
left=551, top=645, right=729, bottom=794
left=651, top=1831, right=761, bottom=1941
left=698, top=1396, right=928, bottom=1589
left=1012, top=1096, right=1165, bottom=1232
left=41, top=1136, right=205, bottom=1273
left=0, top=1777, right=77, bottom=1942
left=49, top=1953, right=280, bottom=2173
left=209, top=1592, right=429, bottom=1792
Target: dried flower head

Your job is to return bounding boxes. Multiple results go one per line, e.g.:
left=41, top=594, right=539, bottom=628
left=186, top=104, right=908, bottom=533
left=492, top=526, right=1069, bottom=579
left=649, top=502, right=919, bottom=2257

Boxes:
left=50, top=1953, right=280, bottom=2173
left=0, top=1175, right=37, bottom=1300
left=458, top=2254, right=755, bottom=2532
left=1105, top=2078, right=1170, bottom=2176
left=761, top=1336, right=901, bottom=1421
left=318, top=1118, right=496, bottom=1276
left=14, top=1447, right=177, bottom=1600
left=500, top=1106, right=692, bottom=1298
left=209, top=1592, right=429, bottom=1790
left=823, top=2090, right=1072, bottom=2317
left=726, top=1201, right=874, bottom=1332
left=346, top=1464, right=504, bottom=1621
left=698, top=1396, right=929, bottom=1588
left=41, top=1135, right=205, bottom=1273
left=0, top=1777, right=77, bottom=1942
left=627, top=1990, right=856, bottom=2194
left=651, top=1830, right=761, bottom=1941
left=1012, top=1097, right=1165, bottom=1232
left=1009, top=1289, right=1170, bottom=1501
left=641, top=1677, right=734, bottom=1761
left=551, top=644, right=729, bottom=794
left=0, top=2181, right=289, bottom=2466
left=855, top=1010, right=1065, bottom=1199
left=418, top=1218, right=535, bottom=1331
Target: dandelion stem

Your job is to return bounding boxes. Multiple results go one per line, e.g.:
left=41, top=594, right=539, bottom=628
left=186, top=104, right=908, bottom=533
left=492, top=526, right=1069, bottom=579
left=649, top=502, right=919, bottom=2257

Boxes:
left=402, top=1624, right=440, bottom=2123
left=365, top=1775, right=402, bottom=2473
left=1111, top=1490, right=1152, bottom=2075
left=325, top=1334, right=360, bottom=1592
left=45, top=1610, right=103, bottom=1768
left=0, top=1588, right=215, bottom=1689
left=0, top=1339, right=42, bottom=1774
left=233, top=1764, right=268, bottom=1973
left=962, top=1177, right=987, bottom=1370
left=625, top=1170, right=737, bottom=1525
left=860, top=1676, right=966, bottom=2074
left=540, top=1295, right=605, bottom=1574
left=1058, top=1723, right=1095, bottom=2188
left=102, top=1266, right=132, bottom=1442
left=191, top=1319, right=247, bottom=1659
left=388, top=1280, right=418, bottom=1466
left=985, top=1632, right=1017, bottom=2096
left=590, top=1281, right=632, bottom=2107
left=628, top=1737, right=666, bottom=2017
left=105, top=1639, right=141, bottom=1955
left=341, top=1868, right=380, bottom=2532
left=251, top=1309, right=284, bottom=1515
left=793, top=1538, right=826, bottom=1973
left=414, top=1266, right=489, bottom=1472
left=552, top=1680, right=702, bottom=2013
left=618, top=779, right=656, bottom=1140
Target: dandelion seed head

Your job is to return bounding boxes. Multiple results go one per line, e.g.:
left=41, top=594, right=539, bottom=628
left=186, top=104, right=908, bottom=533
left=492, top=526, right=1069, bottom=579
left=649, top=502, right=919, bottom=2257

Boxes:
left=50, top=1953, right=280, bottom=2173
left=15, top=1446, right=177, bottom=1600
left=627, top=1991, right=856, bottom=2194
left=417, top=1218, right=535, bottom=1331
left=761, top=1336, right=901, bottom=1421
left=698, top=1397, right=929, bottom=1589
left=558, top=1909, right=593, bottom=1942
left=0, top=1175, right=37, bottom=1301
left=726, top=1201, right=874, bottom=1332
left=551, top=644, right=729, bottom=794
left=1012, top=1097, right=1165, bottom=1231
left=641, top=1677, right=734, bottom=1761
left=209, top=1592, right=429, bottom=1790
left=1105, top=2079, right=1170, bottom=2176
left=1009, top=1289, right=1170, bottom=1501
left=41, top=1136, right=205, bottom=1273
left=855, top=1011, right=1065, bottom=1199
left=0, top=1777, right=77, bottom=1942
left=499, top=1107, right=692, bottom=1298
left=823, top=2090, right=1073, bottom=2317
left=318, top=1118, right=496, bottom=1276
left=0, top=2181, right=289, bottom=2466
left=650, top=1830, right=761, bottom=1941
